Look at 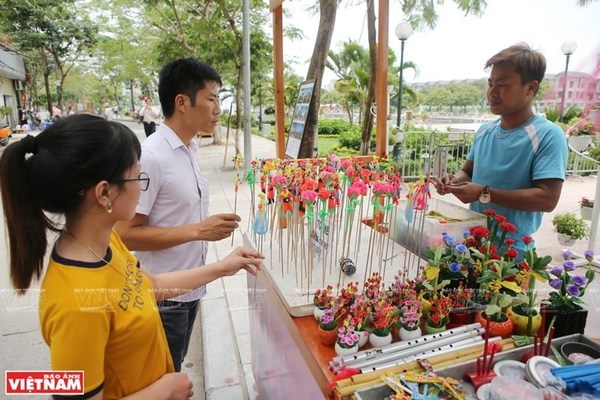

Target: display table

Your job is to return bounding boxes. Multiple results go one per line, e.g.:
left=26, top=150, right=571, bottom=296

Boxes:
left=247, top=266, right=331, bottom=399
left=243, top=222, right=418, bottom=399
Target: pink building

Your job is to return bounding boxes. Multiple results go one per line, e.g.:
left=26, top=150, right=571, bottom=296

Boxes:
left=539, top=71, right=600, bottom=112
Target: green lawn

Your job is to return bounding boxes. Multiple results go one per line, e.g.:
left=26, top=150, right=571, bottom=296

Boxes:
left=316, top=136, right=340, bottom=157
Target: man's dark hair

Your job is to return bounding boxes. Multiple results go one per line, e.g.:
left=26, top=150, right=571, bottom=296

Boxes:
left=485, top=43, right=546, bottom=94
left=158, top=58, right=222, bottom=118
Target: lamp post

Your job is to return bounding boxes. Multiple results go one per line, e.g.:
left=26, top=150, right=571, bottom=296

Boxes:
left=258, top=81, right=263, bottom=130
left=393, top=21, right=413, bottom=162
left=559, top=39, right=577, bottom=122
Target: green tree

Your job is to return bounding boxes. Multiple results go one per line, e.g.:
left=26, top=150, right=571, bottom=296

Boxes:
left=0, top=0, right=98, bottom=113
left=139, top=0, right=272, bottom=152
left=422, top=86, right=453, bottom=110
left=86, top=0, right=159, bottom=112
left=299, top=0, right=489, bottom=156
left=447, top=83, right=484, bottom=112
left=327, top=40, right=370, bottom=124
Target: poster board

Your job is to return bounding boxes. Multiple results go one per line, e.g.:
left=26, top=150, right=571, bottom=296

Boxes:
left=285, top=79, right=316, bottom=159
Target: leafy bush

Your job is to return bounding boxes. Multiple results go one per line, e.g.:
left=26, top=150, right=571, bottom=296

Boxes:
left=544, top=107, right=560, bottom=122
left=552, top=212, right=589, bottom=240
left=563, top=105, right=583, bottom=124
left=588, top=145, right=600, bottom=162
left=338, top=125, right=376, bottom=151
left=318, top=119, right=351, bottom=136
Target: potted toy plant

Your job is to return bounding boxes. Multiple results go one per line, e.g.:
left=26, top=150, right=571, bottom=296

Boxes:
left=475, top=292, right=514, bottom=338
left=334, top=324, right=360, bottom=356
left=567, top=120, right=596, bottom=151
left=507, top=235, right=551, bottom=336
left=579, top=197, right=594, bottom=221
left=368, top=301, right=397, bottom=347
left=313, top=285, right=334, bottom=321
left=541, top=250, right=595, bottom=338
left=398, top=299, right=423, bottom=341
left=552, top=212, right=589, bottom=246
left=424, top=296, right=453, bottom=334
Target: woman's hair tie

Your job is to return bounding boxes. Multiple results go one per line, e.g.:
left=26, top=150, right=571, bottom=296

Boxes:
left=21, top=135, right=38, bottom=155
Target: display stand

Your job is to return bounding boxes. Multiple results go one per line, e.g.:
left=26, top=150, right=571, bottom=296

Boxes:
left=244, top=223, right=422, bottom=398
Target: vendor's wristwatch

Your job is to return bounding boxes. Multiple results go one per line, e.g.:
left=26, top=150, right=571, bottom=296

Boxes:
left=479, top=185, right=491, bottom=204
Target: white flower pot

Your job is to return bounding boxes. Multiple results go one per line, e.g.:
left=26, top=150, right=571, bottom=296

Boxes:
left=557, top=232, right=577, bottom=247
left=313, top=307, right=325, bottom=321
left=400, top=326, right=422, bottom=341
left=357, top=330, right=369, bottom=348
left=369, top=332, right=392, bottom=348
left=580, top=206, right=593, bottom=221
left=568, top=136, right=592, bottom=152
left=334, top=341, right=359, bottom=356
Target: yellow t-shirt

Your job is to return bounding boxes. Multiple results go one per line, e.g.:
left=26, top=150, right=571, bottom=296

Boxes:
left=39, top=231, right=174, bottom=399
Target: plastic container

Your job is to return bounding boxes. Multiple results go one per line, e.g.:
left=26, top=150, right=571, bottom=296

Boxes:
left=390, top=197, right=485, bottom=258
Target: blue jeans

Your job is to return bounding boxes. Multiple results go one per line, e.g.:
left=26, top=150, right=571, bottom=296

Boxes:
left=158, top=299, right=200, bottom=372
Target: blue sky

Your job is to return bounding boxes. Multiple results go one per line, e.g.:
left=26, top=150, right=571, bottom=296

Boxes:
left=283, top=0, right=600, bottom=84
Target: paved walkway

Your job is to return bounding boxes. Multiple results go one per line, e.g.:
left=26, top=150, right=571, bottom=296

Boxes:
left=1, top=124, right=599, bottom=399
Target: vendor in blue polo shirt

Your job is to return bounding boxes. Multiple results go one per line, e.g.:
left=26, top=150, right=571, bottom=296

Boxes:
left=435, top=43, right=568, bottom=256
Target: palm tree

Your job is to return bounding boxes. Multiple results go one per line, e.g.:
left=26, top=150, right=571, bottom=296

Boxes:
left=327, top=40, right=370, bottom=124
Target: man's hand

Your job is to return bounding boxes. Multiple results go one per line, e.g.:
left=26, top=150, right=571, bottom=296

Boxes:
left=197, top=213, right=241, bottom=241
left=446, top=182, right=484, bottom=204
left=434, top=174, right=455, bottom=195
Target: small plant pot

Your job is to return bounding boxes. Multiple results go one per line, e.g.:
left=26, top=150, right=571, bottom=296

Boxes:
left=424, top=323, right=447, bottom=335
left=580, top=206, right=593, bottom=221
left=507, top=306, right=541, bottom=336
left=557, top=233, right=577, bottom=247
left=334, top=341, right=359, bottom=356
left=356, top=330, right=369, bottom=348
left=475, top=311, right=514, bottom=339
left=400, top=326, right=422, bottom=341
left=369, top=332, right=392, bottom=348
left=317, top=326, right=338, bottom=346
left=568, top=135, right=593, bottom=152
left=313, top=306, right=325, bottom=321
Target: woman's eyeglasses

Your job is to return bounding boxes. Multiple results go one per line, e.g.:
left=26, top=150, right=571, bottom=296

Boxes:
left=113, top=172, right=150, bottom=191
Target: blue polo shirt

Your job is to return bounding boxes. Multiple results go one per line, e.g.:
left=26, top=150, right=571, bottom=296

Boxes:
left=467, top=115, right=568, bottom=253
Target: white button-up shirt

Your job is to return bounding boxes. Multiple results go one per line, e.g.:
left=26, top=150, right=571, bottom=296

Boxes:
left=135, top=124, right=209, bottom=301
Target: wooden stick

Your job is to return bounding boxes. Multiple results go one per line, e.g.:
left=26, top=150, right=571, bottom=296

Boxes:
left=544, top=326, right=555, bottom=357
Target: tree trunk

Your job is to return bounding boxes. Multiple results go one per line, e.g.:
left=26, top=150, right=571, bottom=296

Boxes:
left=345, top=102, right=353, bottom=125
left=212, top=124, right=224, bottom=145
left=40, top=52, right=52, bottom=116
left=359, top=0, right=377, bottom=155
left=298, top=0, right=338, bottom=159
left=235, top=70, right=243, bottom=156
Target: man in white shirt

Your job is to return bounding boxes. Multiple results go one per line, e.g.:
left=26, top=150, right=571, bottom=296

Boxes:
left=115, top=58, right=241, bottom=371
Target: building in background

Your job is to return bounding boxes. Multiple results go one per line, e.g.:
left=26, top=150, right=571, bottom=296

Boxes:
left=540, top=71, right=600, bottom=113
left=0, top=41, right=26, bottom=127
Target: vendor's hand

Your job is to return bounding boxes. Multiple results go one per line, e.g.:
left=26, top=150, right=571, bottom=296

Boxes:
left=221, top=246, right=265, bottom=276
left=159, top=372, right=193, bottom=399
left=196, top=213, right=241, bottom=241
left=434, top=174, right=454, bottom=195
left=446, top=182, right=484, bottom=204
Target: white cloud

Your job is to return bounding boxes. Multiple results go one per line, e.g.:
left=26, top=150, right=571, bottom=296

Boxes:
left=282, top=0, right=600, bottom=84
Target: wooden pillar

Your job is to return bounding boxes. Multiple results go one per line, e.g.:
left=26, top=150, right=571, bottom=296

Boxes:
left=375, top=0, right=389, bottom=158
left=271, top=1, right=285, bottom=158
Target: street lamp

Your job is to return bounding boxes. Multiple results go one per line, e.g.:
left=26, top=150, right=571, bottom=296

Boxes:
left=393, top=21, right=413, bottom=162
left=559, top=39, right=577, bottom=122
left=395, top=21, right=413, bottom=129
